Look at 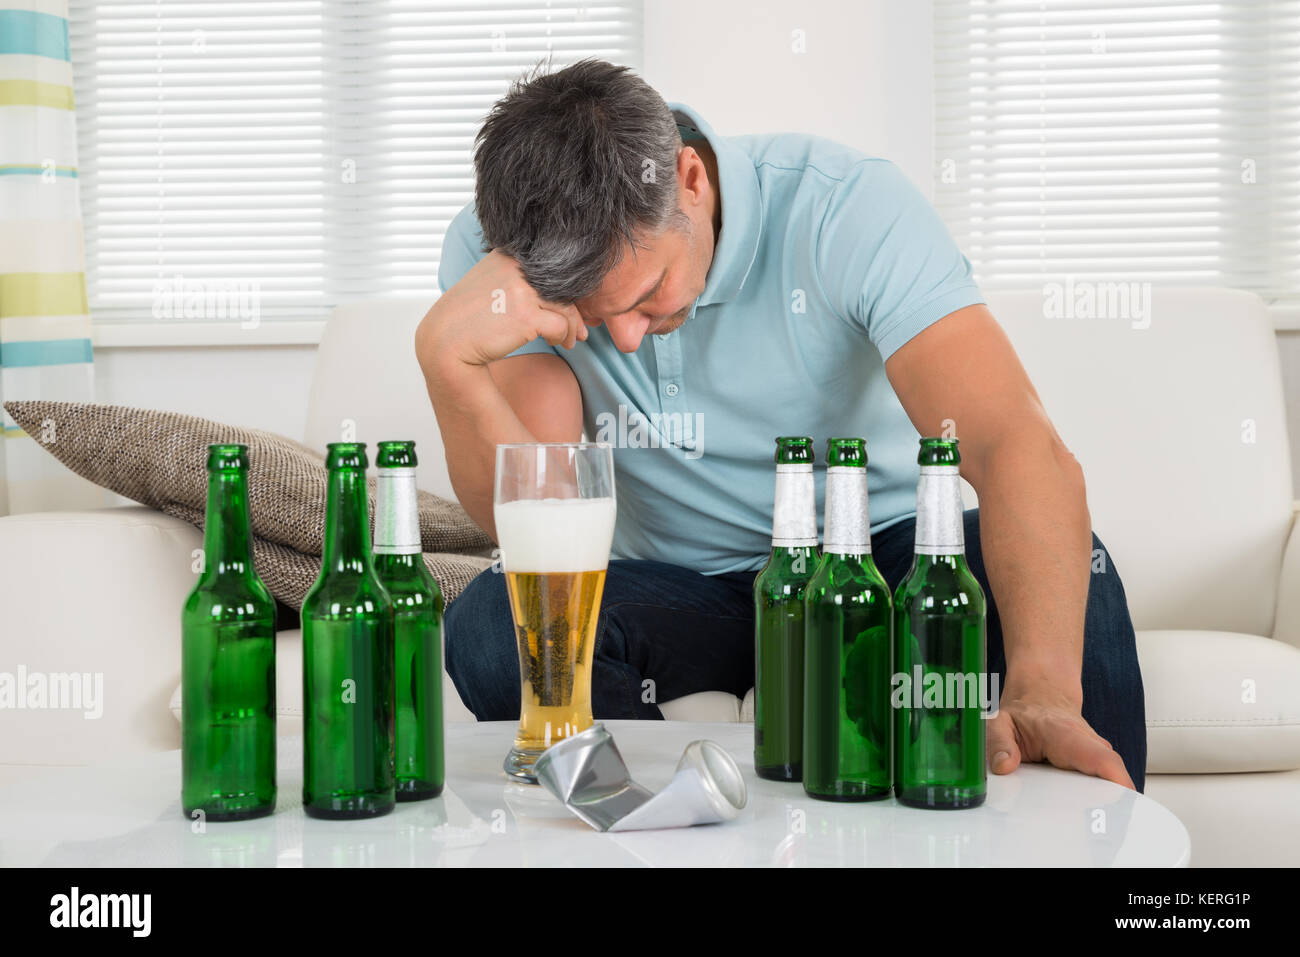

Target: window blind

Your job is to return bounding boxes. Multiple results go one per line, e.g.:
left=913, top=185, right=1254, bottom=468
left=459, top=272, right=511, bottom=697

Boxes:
left=934, top=0, right=1300, bottom=307
left=68, top=1, right=643, bottom=322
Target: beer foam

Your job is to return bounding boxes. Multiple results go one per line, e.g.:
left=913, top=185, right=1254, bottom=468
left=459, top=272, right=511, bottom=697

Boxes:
left=494, top=497, right=616, bottom=572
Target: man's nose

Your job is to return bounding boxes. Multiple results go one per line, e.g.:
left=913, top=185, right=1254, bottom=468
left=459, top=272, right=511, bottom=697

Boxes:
left=604, top=314, right=651, bottom=353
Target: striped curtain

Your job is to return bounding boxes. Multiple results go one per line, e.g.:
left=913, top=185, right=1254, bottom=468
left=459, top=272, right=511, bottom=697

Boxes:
left=0, top=0, right=97, bottom=514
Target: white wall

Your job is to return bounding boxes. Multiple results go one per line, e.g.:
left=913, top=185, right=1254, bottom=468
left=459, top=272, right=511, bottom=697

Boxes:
left=642, top=0, right=934, bottom=194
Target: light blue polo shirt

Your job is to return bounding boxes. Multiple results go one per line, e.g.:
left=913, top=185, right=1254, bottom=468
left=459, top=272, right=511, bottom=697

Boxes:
left=438, top=102, right=984, bottom=574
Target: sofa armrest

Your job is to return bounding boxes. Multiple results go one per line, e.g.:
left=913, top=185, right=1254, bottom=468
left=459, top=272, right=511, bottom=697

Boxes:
left=1138, top=629, right=1300, bottom=773
left=0, top=507, right=201, bottom=764
left=1274, top=504, right=1300, bottom=648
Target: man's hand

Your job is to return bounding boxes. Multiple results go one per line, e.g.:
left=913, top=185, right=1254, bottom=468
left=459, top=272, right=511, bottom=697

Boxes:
left=987, top=672, right=1134, bottom=789
left=418, top=249, right=587, bottom=374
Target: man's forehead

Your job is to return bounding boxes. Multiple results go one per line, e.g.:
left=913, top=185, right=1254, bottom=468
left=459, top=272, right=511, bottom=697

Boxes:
left=583, top=242, right=666, bottom=306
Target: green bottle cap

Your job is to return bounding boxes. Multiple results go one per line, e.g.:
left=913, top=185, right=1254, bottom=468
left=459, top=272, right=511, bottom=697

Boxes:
left=325, top=442, right=368, bottom=470
left=206, top=443, right=249, bottom=471
left=774, top=435, right=814, bottom=465
left=917, top=436, right=961, bottom=467
left=376, top=440, right=418, bottom=469
left=825, top=437, right=866, bottom=468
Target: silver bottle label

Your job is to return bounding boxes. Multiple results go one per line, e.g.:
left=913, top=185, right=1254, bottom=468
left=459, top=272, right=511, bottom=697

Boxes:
left=914, top=465, right=965, bottom=555
left=823, top=466, right=871, bottom=554
left=374, top=467, right=421, bottom=554
left=772, top=463, right=817, bottom=547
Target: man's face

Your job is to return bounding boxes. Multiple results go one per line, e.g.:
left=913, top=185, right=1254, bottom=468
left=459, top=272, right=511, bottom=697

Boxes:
left=573, top=147, right=716, bottom=353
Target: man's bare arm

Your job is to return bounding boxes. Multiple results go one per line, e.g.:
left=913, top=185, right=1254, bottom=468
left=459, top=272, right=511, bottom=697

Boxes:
left=416, top=250, right=585, bottom=540
left=885, top=303, right=1132, bottom=788
left=418, top=353, right=581, bottom=538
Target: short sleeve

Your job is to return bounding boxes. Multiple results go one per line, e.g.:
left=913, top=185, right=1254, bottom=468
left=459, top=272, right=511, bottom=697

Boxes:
left=437, top=201, right=558, bottom=360
left=815, top=160, right=984, bottom=362
left=437, top=201, right=489, bottom=294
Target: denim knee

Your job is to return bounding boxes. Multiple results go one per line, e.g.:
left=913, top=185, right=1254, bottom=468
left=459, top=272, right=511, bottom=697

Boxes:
left=1084, top=533, right=1141, bottom=683
left=1083, top=531, right=1148, bottom=789
left=444, top=568, right=519, bottom=721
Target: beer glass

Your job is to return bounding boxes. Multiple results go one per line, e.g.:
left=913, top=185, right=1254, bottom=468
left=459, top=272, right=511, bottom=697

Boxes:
left=495, top=442, right=616, bottom=782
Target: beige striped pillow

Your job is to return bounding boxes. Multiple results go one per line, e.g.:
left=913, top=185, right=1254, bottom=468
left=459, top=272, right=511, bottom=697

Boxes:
left=3, top=400, right=493, bottom=607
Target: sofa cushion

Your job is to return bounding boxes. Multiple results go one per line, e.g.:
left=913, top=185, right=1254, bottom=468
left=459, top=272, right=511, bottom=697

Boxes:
left=986, top=288, right=1292, bottom=638
left=659, top=691, right=742, bottom=722
left=2, top=399, right=493, bottom=607
left=1138, top=629, right=1300, bottom=773
left=0, top=508, right=199, bottom=763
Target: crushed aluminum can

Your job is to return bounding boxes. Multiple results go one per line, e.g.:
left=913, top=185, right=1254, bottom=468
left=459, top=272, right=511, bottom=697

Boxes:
left=532, top=723, right=747, bottom=832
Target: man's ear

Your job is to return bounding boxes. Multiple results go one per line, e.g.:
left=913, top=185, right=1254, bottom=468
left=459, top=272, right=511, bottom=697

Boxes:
left=677, top=146, right=708, bottom=205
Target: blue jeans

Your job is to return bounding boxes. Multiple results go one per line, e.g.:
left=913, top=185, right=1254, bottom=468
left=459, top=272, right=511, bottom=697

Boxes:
left=446, top=508, right=1148, bottom=791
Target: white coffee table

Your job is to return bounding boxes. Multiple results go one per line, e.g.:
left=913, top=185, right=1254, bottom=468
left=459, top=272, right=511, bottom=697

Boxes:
left=0, top=720, right=1189, bottom=867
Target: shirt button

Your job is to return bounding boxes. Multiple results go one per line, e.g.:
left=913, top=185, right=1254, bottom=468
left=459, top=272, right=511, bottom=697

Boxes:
left=665, top=383, right=679, bottom=397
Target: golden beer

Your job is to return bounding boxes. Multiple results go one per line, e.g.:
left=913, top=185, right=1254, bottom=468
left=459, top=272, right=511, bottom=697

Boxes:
left=494, top=483, right=616, bottom=781
left=505, top=569, right=607, bottom=753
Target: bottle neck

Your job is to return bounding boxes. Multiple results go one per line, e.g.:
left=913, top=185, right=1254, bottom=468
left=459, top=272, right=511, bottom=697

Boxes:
left=322, top=467, right=373, bottom=573
left=203, top=470, right=255, bottom=576
left=374, top=553, right=421, bottom=571
left=772, top=463, right=817, bottom=547
left=374, top=467, right=421, bottom=555
left=765, top=545, right=818, bottom=583
left=823, top=466, right=870, bottom=554
left=914, top=465, right=965, bottom=556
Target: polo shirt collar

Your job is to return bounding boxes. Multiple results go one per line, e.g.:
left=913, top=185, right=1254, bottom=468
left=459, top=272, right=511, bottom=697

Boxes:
left=668, top=102, right=761, bottom=311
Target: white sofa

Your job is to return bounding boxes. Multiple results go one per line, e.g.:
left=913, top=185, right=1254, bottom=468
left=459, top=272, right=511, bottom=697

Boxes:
left=1, top=288, right=1298, bottom=866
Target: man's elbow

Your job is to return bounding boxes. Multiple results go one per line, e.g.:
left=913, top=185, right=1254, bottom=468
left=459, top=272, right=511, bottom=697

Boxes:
left=1053, top=436, right=1087, bottom=498
left=414, top=302, right=439, bottom=374
left=966, top=423, right=1087, bottom=501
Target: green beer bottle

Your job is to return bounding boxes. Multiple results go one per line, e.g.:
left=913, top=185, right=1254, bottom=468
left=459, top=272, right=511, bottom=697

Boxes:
left=893, top=437, right=987, bottom=809
left=373, top=440, right=445, bottom=802
left=803, top=438, right=893, bottom=801
left=181, top=444, right=277, bottom=821
left=302, top=442, right=396, bottom=819
left=754, top=436, right=819, bottom=781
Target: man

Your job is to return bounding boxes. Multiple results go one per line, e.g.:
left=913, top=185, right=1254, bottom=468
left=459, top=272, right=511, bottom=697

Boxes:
left=416, top=59, right=1146, bottom=791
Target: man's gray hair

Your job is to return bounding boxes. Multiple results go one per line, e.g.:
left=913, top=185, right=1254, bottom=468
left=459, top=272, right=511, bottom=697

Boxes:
left=473, top=58, right=684, bottom=303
